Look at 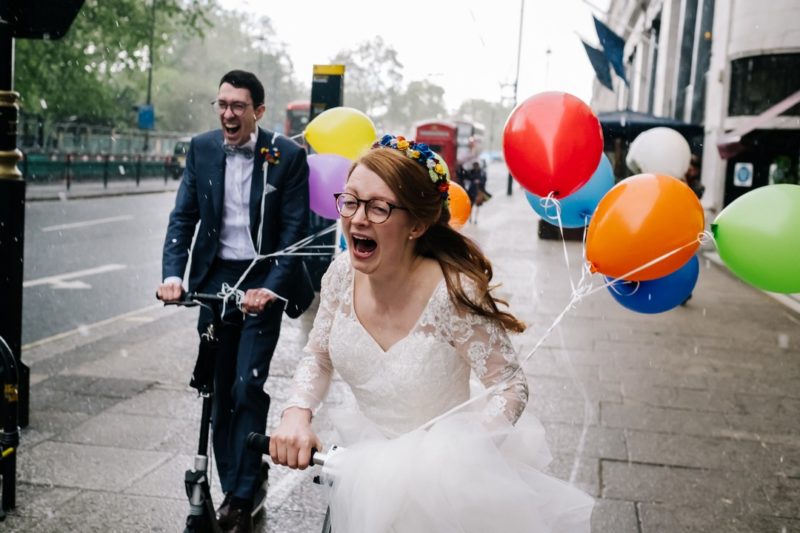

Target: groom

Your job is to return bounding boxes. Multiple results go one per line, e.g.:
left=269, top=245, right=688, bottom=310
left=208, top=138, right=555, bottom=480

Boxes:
left=157, top=70, right=312, bottom=533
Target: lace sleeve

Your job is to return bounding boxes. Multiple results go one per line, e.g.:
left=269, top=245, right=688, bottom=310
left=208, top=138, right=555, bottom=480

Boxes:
left=283, top=254, right=349, bottom=413
left=449, top=294, right=529, bottom=425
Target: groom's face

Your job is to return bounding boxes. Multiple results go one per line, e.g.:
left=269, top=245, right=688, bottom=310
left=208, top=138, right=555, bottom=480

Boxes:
left=216, top=82, right=265, bottom=146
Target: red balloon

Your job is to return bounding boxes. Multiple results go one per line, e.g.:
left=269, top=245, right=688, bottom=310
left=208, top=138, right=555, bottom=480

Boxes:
left=503, top=92, right=603, bottom=199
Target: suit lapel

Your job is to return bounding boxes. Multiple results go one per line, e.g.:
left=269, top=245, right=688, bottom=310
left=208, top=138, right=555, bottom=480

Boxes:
left=211, top=132, right=226, bottom=226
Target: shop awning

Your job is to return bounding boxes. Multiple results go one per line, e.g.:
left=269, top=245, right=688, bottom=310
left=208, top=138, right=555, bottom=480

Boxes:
left=717, top=89, right=800, bottom=159
left=597, top=110, right=702, bottom=139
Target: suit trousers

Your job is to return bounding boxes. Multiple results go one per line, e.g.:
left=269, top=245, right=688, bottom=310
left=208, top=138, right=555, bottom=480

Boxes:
left=197, top=257, right=282, bottom=501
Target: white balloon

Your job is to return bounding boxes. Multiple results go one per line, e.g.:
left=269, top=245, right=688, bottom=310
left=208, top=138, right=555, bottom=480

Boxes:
left=626, top=127, right=691, bottom=179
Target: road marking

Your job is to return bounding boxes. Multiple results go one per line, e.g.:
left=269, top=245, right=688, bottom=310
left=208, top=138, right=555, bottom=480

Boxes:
left=23, top=264, right=127, bottom=288
left=41, top=215, right=133, bottom=232
left=22, top=303, right=164, bottom=351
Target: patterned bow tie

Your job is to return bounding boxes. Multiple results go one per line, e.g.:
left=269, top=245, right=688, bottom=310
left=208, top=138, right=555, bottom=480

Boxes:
left=222, top=144, right=255, bottom=159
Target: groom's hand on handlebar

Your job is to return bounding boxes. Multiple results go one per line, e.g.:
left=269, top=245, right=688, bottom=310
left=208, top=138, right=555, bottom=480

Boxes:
left=270, top=407, right=322, bottom=470
left=242, top=288, right=276, bottom=314
left=156, top=282, right=184, bottom=302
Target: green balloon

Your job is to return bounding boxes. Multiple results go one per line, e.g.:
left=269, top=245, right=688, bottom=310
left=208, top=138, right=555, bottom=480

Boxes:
left=711, top=184, right=800, bottom=293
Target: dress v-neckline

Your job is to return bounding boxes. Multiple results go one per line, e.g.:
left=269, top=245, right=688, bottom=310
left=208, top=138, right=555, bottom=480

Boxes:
left=350, top=271, right=445, bottom=354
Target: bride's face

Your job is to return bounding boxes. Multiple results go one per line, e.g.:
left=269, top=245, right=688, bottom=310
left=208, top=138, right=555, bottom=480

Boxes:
left=342, top=165, right=421, bottom=276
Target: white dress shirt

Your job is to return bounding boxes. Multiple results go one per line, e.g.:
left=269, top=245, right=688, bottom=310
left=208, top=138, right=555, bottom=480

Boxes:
left=218, top=133, right=258, bottom=260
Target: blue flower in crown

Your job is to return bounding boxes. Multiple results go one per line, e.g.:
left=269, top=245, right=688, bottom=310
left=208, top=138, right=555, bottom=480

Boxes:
left=372, top=134, right=450, bottom=205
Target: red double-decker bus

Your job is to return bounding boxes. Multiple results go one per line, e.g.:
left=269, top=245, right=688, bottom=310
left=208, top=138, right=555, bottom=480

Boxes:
left=285, top=100, right=310, bottom=137
left=414, top=120, right=484, bottom=178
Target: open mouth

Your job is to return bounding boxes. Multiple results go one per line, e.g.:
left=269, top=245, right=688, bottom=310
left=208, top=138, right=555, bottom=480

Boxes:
left=351, top=235, right=377, bottom=259
left=224, top=123, right=241, bottom=136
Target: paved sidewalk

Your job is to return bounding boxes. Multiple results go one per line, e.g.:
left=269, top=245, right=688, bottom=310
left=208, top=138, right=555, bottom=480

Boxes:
left=25, top=177, right=179, bottom=202
left=4, top=168, right=799, bottom=532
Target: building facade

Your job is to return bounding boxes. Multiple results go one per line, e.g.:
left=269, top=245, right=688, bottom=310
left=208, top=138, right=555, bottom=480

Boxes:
left=591, top=0, right=800, bottom=213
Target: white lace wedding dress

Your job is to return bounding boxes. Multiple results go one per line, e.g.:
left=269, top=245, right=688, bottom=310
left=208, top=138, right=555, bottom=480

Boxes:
left=284, top=253, right=593, bottom=532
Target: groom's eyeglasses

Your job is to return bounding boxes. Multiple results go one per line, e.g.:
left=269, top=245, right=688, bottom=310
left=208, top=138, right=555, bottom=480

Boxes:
left=334, top=192, right=408, bottom=224
left=211, top=100, right=253, bottom=116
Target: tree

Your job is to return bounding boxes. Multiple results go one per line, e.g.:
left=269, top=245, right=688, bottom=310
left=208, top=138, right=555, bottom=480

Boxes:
left=330, top=37, right=403, bottom=127
left=152, top=10, right=306, bottom=133
left=14, top=0, right=213, bottom=127
left=455, top=99, right=513, bottom=151
left=384, top=80, right=448, bottom=135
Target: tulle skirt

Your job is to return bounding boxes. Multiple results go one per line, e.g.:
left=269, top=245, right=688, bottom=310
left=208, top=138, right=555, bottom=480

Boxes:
left=318, top=406, right=594, bottom=533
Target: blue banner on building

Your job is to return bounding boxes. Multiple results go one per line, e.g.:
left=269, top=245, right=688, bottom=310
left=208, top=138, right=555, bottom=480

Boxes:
left=582, top=40, right=614, bottom=90
left=593, top=15, right=628, bottom=85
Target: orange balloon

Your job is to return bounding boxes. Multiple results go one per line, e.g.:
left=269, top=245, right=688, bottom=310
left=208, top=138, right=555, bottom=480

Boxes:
left=448, top=182, right=471, bottom=230
left=586, top=174, right=704, bottom=281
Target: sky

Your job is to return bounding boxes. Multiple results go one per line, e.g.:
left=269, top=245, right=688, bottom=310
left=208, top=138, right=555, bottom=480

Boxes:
left=218, top=0, right=610, bottom=111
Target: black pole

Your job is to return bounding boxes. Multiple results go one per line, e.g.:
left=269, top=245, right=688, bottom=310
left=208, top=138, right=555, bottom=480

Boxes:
left=0, top=11, right=30, bottom=429
left=0, top=337, right=19, bottom=513
left=143, top=0, right=156, bottom=154
left=507, top=0, right=525, bottom=196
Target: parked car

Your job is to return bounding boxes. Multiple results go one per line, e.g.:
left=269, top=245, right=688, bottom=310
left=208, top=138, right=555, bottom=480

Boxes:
left=167, top=138, right=190, bottom=180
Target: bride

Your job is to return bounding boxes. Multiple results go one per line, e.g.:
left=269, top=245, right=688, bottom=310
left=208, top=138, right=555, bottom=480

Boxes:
left=269, top=135, right=593, bottom=532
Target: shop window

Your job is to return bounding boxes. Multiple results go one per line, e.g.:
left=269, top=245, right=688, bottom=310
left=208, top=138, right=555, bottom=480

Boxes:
left=729, top=53, right=800, bottom=116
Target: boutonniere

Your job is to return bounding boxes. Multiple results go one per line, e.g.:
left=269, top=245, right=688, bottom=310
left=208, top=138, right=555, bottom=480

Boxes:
left=260, top=146, right=281, bottom=166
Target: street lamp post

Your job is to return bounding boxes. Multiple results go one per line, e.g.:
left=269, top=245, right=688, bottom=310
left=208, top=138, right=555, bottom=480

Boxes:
left=0, top=2, right=30, bottom=429
left=143, top=0, right=156, bottom=153
left=507, top=0, right=525, bottom=196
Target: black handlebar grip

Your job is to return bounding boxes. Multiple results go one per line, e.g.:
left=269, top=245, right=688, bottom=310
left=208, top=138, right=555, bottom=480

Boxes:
left=246, top=432, right=319, bottom=464
left=246, top=432, right=270, bottom=453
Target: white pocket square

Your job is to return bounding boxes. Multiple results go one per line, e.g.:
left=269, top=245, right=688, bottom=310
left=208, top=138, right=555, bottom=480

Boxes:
left=265, top=184, right=278, bottom=195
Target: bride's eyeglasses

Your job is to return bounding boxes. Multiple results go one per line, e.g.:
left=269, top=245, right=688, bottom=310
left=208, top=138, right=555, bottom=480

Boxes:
left=334, top=192, right=408, bottom=224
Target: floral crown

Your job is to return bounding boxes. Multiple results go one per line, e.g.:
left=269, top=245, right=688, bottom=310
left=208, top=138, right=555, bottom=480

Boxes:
left=372, top=134, right=450, bottom=205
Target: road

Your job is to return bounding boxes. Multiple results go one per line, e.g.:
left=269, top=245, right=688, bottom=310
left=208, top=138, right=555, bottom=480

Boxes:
left=23, top=192, right=178, bottom=345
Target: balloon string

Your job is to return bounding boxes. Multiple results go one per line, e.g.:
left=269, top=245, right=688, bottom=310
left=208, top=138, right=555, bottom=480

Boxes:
left=415, top=232, right=704, bottom=433
left=578, top=236, right=702, bottom=300
left=219, top=224, right=338, bottom=317
left=289, top=132, right=305, bottom=142
left=540, top=194, right=579, bottom=295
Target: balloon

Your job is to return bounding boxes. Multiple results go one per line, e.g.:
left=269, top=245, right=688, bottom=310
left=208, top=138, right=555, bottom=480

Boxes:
left=448, top=182, right=471, bottom=229
left=503, top=92, right=603, bottom=198
left=586, top=173, right=704, bottom=281
left=711, top=184, right=800, bottom=293
left=308, top=154, right=351, bottom=219
left=607, top=255, right=699, bottom=313
left=525, top=154, right=615, bottom=228
left=305, top=107, right=377, bottom=160
left=626, top=127, right=691, bottom=179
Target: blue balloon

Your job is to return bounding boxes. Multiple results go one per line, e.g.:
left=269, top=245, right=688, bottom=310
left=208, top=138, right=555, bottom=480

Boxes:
left=339, top=232, right=348, bottom=251
left=606, top=255, right=700, bottom=314
left=525, top=154, right=615, bottom=228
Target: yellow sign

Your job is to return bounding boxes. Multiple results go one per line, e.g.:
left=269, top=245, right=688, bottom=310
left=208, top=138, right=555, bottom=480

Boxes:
left=313, top=64, right=345, bottom=76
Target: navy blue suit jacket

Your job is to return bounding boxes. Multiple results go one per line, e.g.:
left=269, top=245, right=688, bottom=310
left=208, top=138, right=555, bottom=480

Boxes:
left=162, top=127, right=313, bottom=317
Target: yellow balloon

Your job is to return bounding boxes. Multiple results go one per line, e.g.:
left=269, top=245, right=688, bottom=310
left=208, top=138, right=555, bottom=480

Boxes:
left=305, top=107, right=377, bottom=160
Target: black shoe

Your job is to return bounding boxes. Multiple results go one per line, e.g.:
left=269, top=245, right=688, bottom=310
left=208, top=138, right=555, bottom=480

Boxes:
left=222, top=506, right=253, bottom=533
left=216, top=493, right=235, bottom=529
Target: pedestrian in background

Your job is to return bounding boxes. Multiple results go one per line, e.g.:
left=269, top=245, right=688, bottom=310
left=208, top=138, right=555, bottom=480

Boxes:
left=467, top=160, right=490, bottom=224
left=157, top=69, right=313, bottom=533
left=684, top=154, right=705, bottom=200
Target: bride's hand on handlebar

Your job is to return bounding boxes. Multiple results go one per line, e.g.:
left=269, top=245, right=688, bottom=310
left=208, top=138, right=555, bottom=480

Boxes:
left=269, top=407, right=322, bottom=470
